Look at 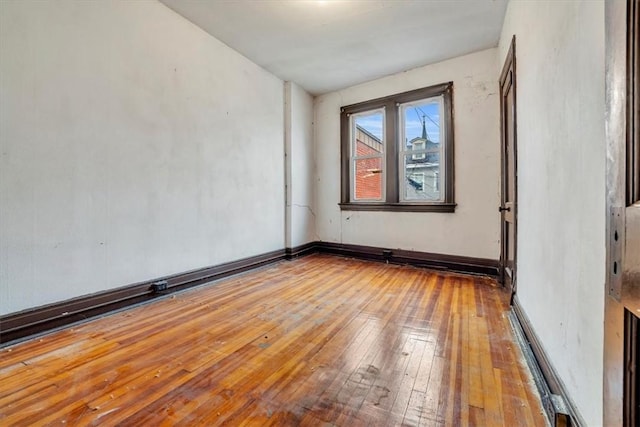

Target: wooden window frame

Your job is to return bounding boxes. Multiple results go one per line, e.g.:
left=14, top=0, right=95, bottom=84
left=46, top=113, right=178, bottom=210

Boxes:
left=339, top=82, right=455, bottom=213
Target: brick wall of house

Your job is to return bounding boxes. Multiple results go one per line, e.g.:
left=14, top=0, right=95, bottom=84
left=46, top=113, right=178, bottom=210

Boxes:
left=354, top=128, right=383, bottom=200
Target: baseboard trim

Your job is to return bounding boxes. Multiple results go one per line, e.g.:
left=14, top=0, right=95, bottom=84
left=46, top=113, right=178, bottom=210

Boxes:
left=285, top=241, right=319, bottom=259
left=316, top=242, right=499, bottom=277
left=1, top=241, right=498, bottom=346
left=0, top=248, right=286, bottom=345
left=511, top=296, right=586, bottom=426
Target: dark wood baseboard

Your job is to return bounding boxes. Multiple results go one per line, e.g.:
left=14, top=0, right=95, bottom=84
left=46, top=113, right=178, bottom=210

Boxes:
left=0, top=249, right=286, bottom=345
left=316, top=242, right=499, bottom=277
left=285, top=241, right=319, bottom=259
left=1, top=241, right=498, bottom=346
left=511, top=296, right=586, bottom=426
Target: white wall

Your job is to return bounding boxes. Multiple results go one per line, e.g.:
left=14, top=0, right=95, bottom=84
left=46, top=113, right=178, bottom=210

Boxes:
left=284, top=82, right=316, bottom=248
left=0, top=0, right=285, bottom=315
left=314, top=49, right=500, bottom=259
left=498, top=1, right=605, bottom=424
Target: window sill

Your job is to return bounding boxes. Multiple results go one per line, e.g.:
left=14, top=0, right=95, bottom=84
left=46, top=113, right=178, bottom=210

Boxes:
left=338, top=202, right=456, bottom=213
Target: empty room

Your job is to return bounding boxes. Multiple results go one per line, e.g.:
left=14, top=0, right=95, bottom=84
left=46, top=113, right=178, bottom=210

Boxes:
left=1, top=0, right=638, bottom=426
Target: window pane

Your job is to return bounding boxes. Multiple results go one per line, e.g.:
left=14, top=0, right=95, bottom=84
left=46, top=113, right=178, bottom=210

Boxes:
left=401, top=97, right=441, bottom=152
left=354, top=157, right=383, bottom=200
left=400, top=97, right=443, bottom=201
left=352, top=111, right=384, bottom=157
left=351, top=109, right=384, bottom=202
left=404, top=153, right=441, bottom=201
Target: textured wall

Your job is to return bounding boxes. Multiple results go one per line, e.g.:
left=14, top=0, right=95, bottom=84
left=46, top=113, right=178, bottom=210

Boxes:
left=284, top=82, right=316, bottom=248
left=314, top=49, right=501, bottom=259
left=0, top=0, right=285, bottom=314
left=498, top=1, right=605, bottom=424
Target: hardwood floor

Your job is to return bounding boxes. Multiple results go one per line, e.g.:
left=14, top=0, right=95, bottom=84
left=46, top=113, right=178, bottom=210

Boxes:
left=0, top=254, right=547, bottom=426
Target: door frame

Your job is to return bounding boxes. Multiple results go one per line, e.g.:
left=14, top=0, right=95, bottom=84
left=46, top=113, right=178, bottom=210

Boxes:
left=499, top=36, right=518, bottom=293
left=604, top=0, right=640, bottom=425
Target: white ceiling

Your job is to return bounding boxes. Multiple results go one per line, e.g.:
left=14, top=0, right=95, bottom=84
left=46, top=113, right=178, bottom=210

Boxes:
left=160, top=0, right=508, bottom=95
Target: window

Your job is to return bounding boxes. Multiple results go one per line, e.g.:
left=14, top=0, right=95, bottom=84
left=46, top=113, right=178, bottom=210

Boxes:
left=407, top=172, right=425, bottom=191
left=340, top=82, right=455, bottom=212
left=411, top=141, right=426, bottom=160
left=351, top=109, right=385, bottom=201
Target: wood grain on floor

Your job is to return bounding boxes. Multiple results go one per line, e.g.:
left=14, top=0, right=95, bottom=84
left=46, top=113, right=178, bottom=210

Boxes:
left=0, top=254, right=547, bottom=426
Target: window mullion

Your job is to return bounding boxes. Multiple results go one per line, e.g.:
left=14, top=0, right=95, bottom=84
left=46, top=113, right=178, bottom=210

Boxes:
left=385, top=100, right=398, bottom=203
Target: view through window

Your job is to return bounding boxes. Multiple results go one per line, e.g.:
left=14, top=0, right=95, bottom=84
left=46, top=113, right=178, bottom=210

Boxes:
left=352, top=110, right=385, bottom=200
left=399, top=97, right=444, bottom=201
left=341, top=82, right=454, bottom=212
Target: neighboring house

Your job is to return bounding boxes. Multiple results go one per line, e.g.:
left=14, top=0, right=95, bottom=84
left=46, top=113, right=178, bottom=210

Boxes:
left=405, top=120, right=441, bottom=201
left=354, top=125, right=384, bottom=200
left=355, top=120, right=440, bottom=201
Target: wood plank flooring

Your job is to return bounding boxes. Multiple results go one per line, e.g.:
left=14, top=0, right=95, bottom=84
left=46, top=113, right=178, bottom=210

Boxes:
left=0, top=254, right=547, bottom=426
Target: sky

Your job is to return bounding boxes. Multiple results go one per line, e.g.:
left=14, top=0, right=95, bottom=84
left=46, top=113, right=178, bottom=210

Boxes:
left=354, top=99, right=440, bottom=143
